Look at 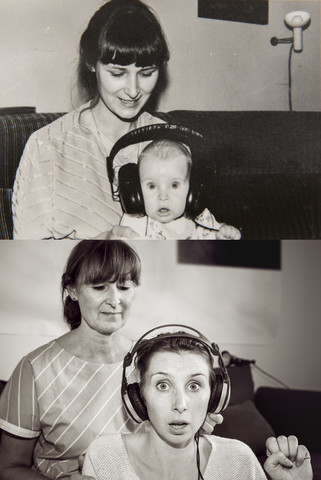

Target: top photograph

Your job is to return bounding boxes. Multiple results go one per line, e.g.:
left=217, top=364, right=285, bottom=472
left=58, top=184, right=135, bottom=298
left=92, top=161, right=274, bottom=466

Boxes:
left=0, top=0, right=320, bottom=240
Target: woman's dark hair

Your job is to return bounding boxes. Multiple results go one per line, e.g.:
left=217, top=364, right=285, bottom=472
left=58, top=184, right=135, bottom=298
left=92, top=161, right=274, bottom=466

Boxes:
left=78, top=0, right=170, bottom=102
left=61, top=240, right=141, bottom=330
left=136, top=334, right=216, bottom=390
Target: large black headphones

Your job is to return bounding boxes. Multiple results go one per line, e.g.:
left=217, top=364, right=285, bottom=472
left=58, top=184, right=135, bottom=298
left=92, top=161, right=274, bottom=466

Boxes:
left=106, top=124, right=206, bottom=218
left=121, top=324, right=231, bottom=424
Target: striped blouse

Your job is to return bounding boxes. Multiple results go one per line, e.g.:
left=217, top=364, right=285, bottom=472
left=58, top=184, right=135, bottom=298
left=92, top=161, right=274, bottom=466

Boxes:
left=12, top=104, right=164, bottom=239
left=0, top=339, right=140, bottom=479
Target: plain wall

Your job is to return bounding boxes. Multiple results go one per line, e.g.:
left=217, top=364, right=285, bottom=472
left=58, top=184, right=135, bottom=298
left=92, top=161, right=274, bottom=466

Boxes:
left=0, top=240, right=320, bottom=393
left=0, top=0, right=319, bottom=112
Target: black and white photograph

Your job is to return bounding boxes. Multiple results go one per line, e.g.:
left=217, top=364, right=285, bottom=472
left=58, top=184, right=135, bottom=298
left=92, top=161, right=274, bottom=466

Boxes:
left=0, top=239, right=320, bottom=478
left=0, top=0, right=320, bottom=479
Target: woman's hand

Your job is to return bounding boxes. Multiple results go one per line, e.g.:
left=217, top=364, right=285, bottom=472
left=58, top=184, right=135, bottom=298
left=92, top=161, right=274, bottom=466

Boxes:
left=199, top=413, right=224, bottom=435
left=69, top=455, right=95, bottom=480
left=264, top=435, right=313, bottom=480
left=216, top=224, right=241, bottom=240
left=70, top=475, right=94, bottom=480
left=95, top=226, right=138, bottom=239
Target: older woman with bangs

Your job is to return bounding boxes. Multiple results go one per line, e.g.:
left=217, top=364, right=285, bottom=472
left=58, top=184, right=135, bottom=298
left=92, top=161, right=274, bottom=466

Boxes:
left=0, top=240, right=141, bottom=479
left=12, top=0, right=169, bottom=239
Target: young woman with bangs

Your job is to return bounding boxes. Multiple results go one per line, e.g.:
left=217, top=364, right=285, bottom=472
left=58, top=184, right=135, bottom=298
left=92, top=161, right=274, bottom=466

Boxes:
left=12, top=0, right=170, bottom=240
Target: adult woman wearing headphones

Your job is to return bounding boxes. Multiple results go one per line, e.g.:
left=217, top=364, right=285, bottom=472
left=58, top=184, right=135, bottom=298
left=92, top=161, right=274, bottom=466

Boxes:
left=83, top=326, right=313, bottom=480
left=12, top=0, right=169, bottom=239
left=0, top=243, right=221, bottom=479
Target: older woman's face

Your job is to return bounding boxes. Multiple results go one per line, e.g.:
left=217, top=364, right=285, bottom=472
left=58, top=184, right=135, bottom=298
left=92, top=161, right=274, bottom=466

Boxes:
left=73, top=278, right=136, bottom=335
left=141, top=351, right=211, bottom=448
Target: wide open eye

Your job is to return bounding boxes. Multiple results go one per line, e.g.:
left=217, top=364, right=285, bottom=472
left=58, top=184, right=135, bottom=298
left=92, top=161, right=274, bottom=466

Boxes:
left=187, top=382, right=201, bottom=392
left=156, top=381, right=170, bottom=391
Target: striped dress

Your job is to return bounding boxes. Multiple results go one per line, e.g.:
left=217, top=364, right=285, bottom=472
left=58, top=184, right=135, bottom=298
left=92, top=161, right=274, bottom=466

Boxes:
left=12, top=104, right=164, bottom=239
left=0, top=340, right=140, bottom=479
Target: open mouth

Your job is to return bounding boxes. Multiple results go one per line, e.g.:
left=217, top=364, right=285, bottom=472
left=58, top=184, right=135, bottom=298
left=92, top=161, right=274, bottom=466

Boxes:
left=157, top=208, right=170, bottom=216
left=168, top=422, right=188, bottom=430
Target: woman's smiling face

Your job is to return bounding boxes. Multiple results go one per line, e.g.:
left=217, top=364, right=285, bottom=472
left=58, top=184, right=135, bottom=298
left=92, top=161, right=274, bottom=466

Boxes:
left=141, top=351, right=211, bottom=448
left=95, top=62, right=159, bottom=121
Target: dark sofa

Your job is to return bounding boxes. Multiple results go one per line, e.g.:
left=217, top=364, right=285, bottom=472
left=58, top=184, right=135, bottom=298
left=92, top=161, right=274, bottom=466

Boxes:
left=1, top=109, right=320, bottom=239
left=0, top=366, right=320, bottom=478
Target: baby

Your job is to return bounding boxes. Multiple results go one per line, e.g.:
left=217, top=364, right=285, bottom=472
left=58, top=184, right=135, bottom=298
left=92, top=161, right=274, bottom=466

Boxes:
left=120, top=139, right=241, bottom=240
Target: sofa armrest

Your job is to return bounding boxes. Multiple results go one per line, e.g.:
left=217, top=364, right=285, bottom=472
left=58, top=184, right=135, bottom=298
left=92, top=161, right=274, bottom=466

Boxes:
left=0, top=111, right=65, bottom=239
left=254, top=387, right=321, bottom=454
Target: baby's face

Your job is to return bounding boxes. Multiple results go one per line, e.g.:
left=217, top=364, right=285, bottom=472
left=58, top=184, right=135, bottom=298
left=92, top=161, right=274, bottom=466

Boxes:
left=139, top=153, right=190, bottom=223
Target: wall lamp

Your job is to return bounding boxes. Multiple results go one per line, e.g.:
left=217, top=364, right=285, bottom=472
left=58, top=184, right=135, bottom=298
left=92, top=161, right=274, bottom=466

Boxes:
left=271, top=11, right=311, bottom=52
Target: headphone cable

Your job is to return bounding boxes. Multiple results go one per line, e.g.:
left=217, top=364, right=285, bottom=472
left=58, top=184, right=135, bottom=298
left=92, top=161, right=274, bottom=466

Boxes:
left=195, top=433, right=205, bottom=480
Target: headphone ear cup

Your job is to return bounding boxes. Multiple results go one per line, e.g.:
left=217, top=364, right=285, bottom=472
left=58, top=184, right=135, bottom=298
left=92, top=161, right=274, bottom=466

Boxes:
left=185, top=177, right=203, bottom=219
left=118, top=163, right=145, bottom=215
left=208, top=374, right=224, bottom=414
left=127, top=383, right=149, bottom=421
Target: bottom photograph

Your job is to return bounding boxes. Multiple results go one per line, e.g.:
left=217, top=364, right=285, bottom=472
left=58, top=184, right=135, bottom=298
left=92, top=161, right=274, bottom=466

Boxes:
left=0, top=240, right=319, bottom=480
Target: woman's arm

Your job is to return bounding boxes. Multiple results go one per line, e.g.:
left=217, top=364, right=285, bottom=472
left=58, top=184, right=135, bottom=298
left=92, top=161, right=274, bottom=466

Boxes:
left=94, top=225, right=139, bottom=239
left=0, top=432, right=94, bottom=480
left=0, top=431, right=46, bottom=479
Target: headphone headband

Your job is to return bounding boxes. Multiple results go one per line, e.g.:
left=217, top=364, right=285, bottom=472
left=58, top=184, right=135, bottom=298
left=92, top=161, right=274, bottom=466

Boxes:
left=107, top=123, right=204, bottom=200
left=121, top=324, right=231, bottom=423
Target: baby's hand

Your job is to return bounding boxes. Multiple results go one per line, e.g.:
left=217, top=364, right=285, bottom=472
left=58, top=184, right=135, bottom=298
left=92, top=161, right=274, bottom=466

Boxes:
left=95, top=226, right=139, bottom=239
left=216, top=224, right=241, bottom=240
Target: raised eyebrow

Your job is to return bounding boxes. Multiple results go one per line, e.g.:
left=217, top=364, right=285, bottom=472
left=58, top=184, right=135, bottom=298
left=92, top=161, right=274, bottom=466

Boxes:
left=151, top=372, right=170, bottom=377
left=150, top=372, right=207, bottom=378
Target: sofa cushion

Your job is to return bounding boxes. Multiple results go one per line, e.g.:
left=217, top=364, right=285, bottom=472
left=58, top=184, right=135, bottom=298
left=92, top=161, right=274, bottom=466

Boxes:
left=226, top=364, right=255, bottom=405
left=255, top=386, right=321, bottom=454
left=214, top=399, right=275, bottom=456
left=0, top=112, right=64, bottom=189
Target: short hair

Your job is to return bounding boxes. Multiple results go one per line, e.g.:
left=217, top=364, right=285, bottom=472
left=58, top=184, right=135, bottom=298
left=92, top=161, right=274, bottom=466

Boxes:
left=78, top=0, right=169, bottom=101
left=61, top=240, right=141, bottom=330
left=136, top=334, right=216, bottom=390
left=138, top=140, right=192, bottom=179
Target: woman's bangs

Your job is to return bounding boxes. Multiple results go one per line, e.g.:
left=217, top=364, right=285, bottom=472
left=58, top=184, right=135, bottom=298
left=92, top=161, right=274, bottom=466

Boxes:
left=77, top=245, right=140, bottom=286
left=100, top=42, right=162, bottom=67
left=99, top=18, right=166, bottom=67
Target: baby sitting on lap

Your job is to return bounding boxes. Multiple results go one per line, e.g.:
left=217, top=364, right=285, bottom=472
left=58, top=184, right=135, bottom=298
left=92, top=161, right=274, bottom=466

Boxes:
left=120, top=139, right=241, bottom=240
